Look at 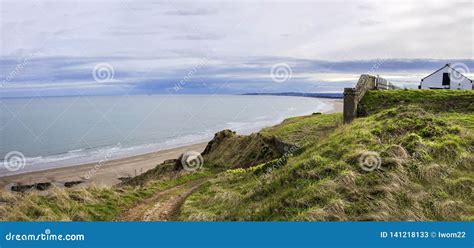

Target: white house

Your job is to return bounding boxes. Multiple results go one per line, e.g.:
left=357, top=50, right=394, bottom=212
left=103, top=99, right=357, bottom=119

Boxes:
left=420, top=64, right=473, bottom=90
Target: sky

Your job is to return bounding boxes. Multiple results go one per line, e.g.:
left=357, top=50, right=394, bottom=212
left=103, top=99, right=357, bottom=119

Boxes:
left=0, top=0, right=473, bottom=98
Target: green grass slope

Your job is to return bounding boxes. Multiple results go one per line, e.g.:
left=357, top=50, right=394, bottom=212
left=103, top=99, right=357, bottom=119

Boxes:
left=358, top=89, right=474, bottom=116
left=0, top=170, right=210, bottom=221
left=179, top=90, right=474, bottom=221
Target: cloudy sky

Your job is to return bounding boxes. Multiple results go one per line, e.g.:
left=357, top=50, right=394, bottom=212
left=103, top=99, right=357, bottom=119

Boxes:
left=0, top=0, right=473, bottom=97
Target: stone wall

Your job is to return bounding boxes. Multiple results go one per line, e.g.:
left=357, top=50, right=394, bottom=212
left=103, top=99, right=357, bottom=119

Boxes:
left=343, top=74, right=398, bottom=123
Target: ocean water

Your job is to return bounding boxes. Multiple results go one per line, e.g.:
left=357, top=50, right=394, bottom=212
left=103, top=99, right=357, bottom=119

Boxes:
left=0, top=94, right=334, bottom=176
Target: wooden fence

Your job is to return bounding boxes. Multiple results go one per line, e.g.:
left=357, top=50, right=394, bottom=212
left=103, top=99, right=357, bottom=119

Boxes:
left=343, top=74, right=399, bottom=123
left=375, top=76, right=400, bottom=90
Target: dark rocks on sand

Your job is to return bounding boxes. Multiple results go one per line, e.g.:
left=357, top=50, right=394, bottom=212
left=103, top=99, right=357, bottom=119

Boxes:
left=11, top=182, right=52, bottom=192
left=64, top=180, right=84, bottom=188
left=117, top=177, right=132, bottom=182
left=35, top=182, right=52, bottom=190
left=11, top=184, right=34, bottom=192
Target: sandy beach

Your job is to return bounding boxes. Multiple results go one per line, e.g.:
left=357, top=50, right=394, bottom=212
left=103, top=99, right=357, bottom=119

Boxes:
left=0, top=142, right=208, bottom=189
left=0, top=99, right=342, bottom=189
left=325, top=99, right=343, bottom=113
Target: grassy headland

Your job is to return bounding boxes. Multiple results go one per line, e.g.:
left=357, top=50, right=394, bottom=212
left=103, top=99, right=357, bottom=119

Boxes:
left=178, top=90, right=473, bottom=221
left=1, top=90, right=472, bottom=221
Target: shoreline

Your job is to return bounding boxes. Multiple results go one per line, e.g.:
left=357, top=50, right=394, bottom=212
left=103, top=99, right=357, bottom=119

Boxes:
left=0, top=98, right=343, bottom=189
left=0, top=142, right=208, bottom=189
left=324, top=98, right=343, bottom=114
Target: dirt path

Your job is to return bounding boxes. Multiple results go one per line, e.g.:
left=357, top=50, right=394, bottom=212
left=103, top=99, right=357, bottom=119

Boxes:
left=117, top=178, right=208, bottom=221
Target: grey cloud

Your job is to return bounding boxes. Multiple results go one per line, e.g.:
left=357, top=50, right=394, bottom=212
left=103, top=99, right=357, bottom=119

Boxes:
left=165, top=8, right=218, bottom=16
left=358, top=19, right=382, bottom=26
left=170, top=33, right=224, bottom=41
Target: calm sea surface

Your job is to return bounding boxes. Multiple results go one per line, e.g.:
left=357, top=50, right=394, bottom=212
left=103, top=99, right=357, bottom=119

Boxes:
left=0, top=95, right=334, bottom=176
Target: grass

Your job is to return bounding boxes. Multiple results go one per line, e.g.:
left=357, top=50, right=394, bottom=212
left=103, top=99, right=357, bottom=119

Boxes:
left=260, top=113, right=342, bottom=145
left=0, top=171, right=211, bottom=221
left=178, top=90, right=474, bottom=221
left=2, top=89, right=472, bottom=221
left=358, top=89, right=474, bottom=116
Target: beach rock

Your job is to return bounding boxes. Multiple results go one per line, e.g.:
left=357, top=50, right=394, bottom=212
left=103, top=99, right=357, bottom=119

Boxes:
left=11, top=184, right=34, bottom=192
left=64, top=180, right=84, bottom=188
left=117, top=177, right=132, bottom=182
left=11, top=182, right=52, bottom=192
left=35, top=182, right=52, bottom=190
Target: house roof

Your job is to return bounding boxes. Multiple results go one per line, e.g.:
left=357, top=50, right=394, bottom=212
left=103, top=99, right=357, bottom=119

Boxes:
left=421, top=64, right=473, bottom=83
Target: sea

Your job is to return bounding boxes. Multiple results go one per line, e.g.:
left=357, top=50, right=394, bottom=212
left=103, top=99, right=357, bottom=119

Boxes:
left=0, top=94, right=335, bottom=176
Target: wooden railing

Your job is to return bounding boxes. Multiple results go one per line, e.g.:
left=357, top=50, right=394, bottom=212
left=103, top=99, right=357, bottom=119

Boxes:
left=343, top=74, right=399, bottom=123
left=375, top=76, right=400, bottom=90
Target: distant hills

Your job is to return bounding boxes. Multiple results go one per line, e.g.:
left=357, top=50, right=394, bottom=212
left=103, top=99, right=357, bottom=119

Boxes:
left=242, top=92, right=343, bottom=99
